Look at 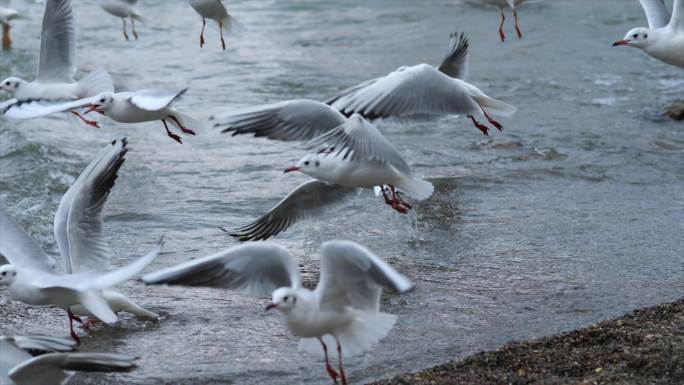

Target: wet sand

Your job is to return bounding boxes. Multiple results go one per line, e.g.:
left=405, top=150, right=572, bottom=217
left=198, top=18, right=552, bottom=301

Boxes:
left=371, top=298, right=684, bottom=385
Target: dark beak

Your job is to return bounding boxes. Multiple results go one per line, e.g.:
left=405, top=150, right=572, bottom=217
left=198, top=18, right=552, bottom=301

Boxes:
left=84, top=104, right=104, bottom=115
left=612, top=39, right=630, bottom=46
left=265, top=303, right=277, bottom=311
left=283, top=166, right=301, bottom=173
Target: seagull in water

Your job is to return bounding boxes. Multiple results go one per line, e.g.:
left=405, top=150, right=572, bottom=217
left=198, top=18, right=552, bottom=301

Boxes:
left=613, top=0, right=684, bottom=69
left=0, top=140, right=163, bottom=342
left=189, top=0, right=237, bottom=50
left=0, top=7, right=28, bottom=50
left=99, top=0, right=143, bottom=41
left=327, top=33, right=517, bottom=136
left=475, top=0, right=526, bottom=42
left=1, top=335, right=137, bottom=385
left=142, top=240, right=413, bottom=385
left=227, top=114, right=433, bottom=241
left=0, top=0, right=114, bottom=127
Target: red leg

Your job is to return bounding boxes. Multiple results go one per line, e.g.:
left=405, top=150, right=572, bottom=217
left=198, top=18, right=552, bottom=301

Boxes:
left=319, top=338, right=340, bottom=383
left=389, top=186, right=409, bottom=214
left=2, top=23, right=10, bottom=50
left=219, top=21, right=226, bottom=51
left=131, top=17, right=139, bottom=40
left=162, top=119, right=183, bottom=144
left=479, top=105, right=503, bottom=132
left=169, top=115, right=196, bottom=135
left=200, top=19, right=206, bottom=47
left=468, top=115, right=490, bottom=136
left=335, top=336, right=347, bottom=385
left=513, top=9, right=522, bottom=38
left=498, top=8, right=506, bottom=42
left=67, top=308, right=82, bottom=344
left=380, top=185, right=393, bottom=205
left=395, top=191, right=412, bottom=210
left=122, top=18, right=129, bottom=41
left=80, top=317, right=102, bottom=333
left=71, top=111, right=100, bottom=128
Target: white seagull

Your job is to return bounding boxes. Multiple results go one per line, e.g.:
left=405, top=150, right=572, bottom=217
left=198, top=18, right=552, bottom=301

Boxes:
left=1, top=335, right=136, bottom=385
left=189, top=0, right=237, bottom=50
left=142, top=240, right=413, bottom=385
left=0, top=140, right=163, bottom=342
left=0, top=7, right=28, bottom=50
left=475, top=0, right=527, bottom=42
left=613, top=0, right=684, bottom=69
left=99, top=0, right=143, bottom=41
left=227, top=114, right=433, bottom=241
left=0, top=0, right=114, bottom=127
left=328, top=33, right=516, bottom=136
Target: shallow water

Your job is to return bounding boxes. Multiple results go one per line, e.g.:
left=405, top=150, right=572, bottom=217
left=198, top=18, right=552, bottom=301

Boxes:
left=0, top=0, right=683, bottom=384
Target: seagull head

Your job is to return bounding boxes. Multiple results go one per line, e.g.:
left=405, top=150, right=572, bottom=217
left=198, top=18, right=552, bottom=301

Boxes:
left=0, top=265, right=18, bottom=286
left=285, top=154, right=333, bottom=178
left=0, top=77, right=24, bottom=95
left=265, top=287, right=298, bottom=313
left=84, top=92, right=115, bottom=115
left=613, top=28, right=650, bottom=48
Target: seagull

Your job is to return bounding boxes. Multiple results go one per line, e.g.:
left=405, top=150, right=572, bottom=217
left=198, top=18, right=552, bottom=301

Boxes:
left=475, top=0, right=526, bottom=42
left=142, top=240, right=413, bottom=385
left=2, top=89, right=202, bottom=144
left=99, top=0, right=143, bottom=41
left=0, top=7, right=28, bottom=50
left=0, top=139, right=163, bottom=342
left=189, top=0, right=237, bottom=50
left=227, top=114, right=433, bottom=241
left=1, top=335, right=136, bottom=385
left=328, top=33, right=517, bottom=136
left=0, top=0, right=114, bottom=128
left=613, top=0, right=684, bottom=69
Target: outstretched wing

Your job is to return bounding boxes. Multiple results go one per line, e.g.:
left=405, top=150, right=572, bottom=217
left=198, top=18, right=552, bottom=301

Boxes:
left=438, top=32, right=469, bottom=80
left=142, top=242, right=301, bottom=296
left=36, top=0, right=76, bottom=82
left=307, top=114, right=411, bottom=174
left=324, top=77, right=381, bottom=106
left=315, top=240, right=413, bottom=312
left=128, top=89, right=187, bottom=111
left=0, top=202, right=55, bottom=273
left=54, top=139, right=128, bottom=273
left=227, top=180, right=358, bottom=241
left=1, top=97, right=95, bottom=120
left=639, top=0, right=670, bottom=29
left=9, top=352, right=136, bottom=385
left=668, top=0, right=684, bottom=31
left=215, top=99, right=347, bottom=142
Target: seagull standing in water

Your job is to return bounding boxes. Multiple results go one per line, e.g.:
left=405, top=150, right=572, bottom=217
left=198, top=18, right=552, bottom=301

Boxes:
left=0, top=140, right=163, bottom=342
left=0, top=0, right=113, bottom=127
left=613, top=0, right=684, bottom=69
left=142, top=240, right=413, bottom=385
left=99, top=0, right=143, bottom=41
left=0, top=7, right=28, bottom=50
left=189, top=0, right=237, bottom=50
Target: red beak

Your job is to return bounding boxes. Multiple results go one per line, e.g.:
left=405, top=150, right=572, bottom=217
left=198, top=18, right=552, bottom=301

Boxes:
left=612, top=39, right=630, bottom=46
left=84, top=105, right=105, bottom=115
left=283, top=166, right=301, bottom=173
left=265, top=303, right=277, bottom=311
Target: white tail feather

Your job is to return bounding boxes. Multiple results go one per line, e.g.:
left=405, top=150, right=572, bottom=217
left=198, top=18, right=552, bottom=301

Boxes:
left=299, top=311, right=397, bottom=358
left=76, top=68, right=114, bottom=98
left=79, top=291, right=117, bottom=324
left=397, top=176, right=434, bottom=201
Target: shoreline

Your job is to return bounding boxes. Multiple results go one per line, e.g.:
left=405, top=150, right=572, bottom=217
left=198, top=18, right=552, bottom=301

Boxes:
left=370, top=298, right=684, bottom=385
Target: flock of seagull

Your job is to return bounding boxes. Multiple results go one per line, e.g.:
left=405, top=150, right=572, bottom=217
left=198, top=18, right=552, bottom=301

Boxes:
left=0, top=0, right=682, bottom=384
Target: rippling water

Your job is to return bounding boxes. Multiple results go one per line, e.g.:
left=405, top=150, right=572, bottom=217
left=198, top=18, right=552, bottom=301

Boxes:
left=1, top=1, right=683, bottom=384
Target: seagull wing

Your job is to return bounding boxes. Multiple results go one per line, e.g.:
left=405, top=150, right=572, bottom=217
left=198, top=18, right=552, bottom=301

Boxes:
left=128, top=89, right=187, bottom=112
left=36, top=0, right=76, bottom=82
left=2, top=97, right=95, bottom=120
left=55, top=139, right=128, bottom=274
left=142, top=242, right=301, bottom=296
left=9, top=353, right=136, bottom=385
left=639, top=0, right=670, bottom=29
left=315, top=240, right=412, bottom=312
left=668, top=0, right=684, bottom=31
left=329, top=64, right=479, bottom=120
left=215, top=99, right=347, bottom=141
left=307, top=114, right=411, bottom=174
left=0, top=202, right=55, bottom=273
left=7, top=336, right=76, bottom=353
left=323, top=77, right=382, bottom=106
left=438, top=32, right=469, bottom=80
left=227, top=180, right=358, bottom=241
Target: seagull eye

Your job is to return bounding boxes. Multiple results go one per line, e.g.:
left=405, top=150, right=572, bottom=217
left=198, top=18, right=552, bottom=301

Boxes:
left=4, top=81, right=9, bottom=86
left=283, top=295, right=290, bottom=301
left=633, top=33, right=638, bottom=39
left=315, top=161, right=320, bottom=167
left=644, top=34, right=648, bottom=39
left=1, top=272, right=6, bottom=276
left=100, top=98, right=105, bottom=103
left=304, top=161, right=310, bottom=166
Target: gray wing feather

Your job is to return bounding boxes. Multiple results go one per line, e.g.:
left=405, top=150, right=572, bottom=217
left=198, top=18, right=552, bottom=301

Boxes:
left=315, top=240, right=413, bottom=312
left=9, top=353, right=135, bottom=385
left=129, top=89, right=187, bottom=111
left=438, top=32, right=469, bottom=80
left=142, top=243, right=301, bottom=296
left=37, top=0, right=76, bottom=82
left=669, top=0, right=684, bottom=31
left=227, top=180, right=357, bottom=241
left=216, top=99, right=347, bottom=142
left=639, top=0, right=670, bottom=29
left=307, top=114, right=411, bottom=174
left=324, top=77, right=381, bottom=106
left=0, top=202, right=55, bottom=273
